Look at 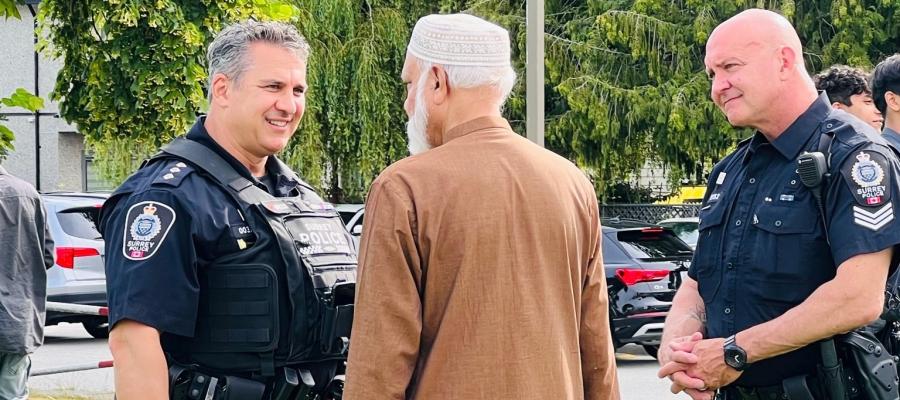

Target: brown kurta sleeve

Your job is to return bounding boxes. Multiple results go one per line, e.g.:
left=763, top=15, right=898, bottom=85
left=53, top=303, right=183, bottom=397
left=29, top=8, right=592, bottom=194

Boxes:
left=344, top=177, right=423, bottom=400
left=580, top=196, right=622, bottom=400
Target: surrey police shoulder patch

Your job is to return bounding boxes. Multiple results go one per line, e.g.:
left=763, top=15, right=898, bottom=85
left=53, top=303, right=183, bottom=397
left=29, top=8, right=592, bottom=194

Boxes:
left=122, top=201, right=176, bottom=261
left=841, top=149, right=892, bottom=207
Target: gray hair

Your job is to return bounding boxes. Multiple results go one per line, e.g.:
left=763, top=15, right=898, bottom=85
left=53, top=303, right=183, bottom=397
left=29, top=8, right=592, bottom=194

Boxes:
left=416, top=58, right=517, bottom=105
left=207, top=21, right=311, bottom=98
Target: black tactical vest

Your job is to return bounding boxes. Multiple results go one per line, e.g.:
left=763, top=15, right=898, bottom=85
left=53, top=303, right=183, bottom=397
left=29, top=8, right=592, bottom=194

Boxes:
left=155, top=138, right=356, bottom=376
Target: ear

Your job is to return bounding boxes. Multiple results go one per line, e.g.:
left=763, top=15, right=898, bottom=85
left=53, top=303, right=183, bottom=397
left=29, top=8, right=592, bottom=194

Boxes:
left=887, top=91, right=900, bottom=113
left=431, top=65, right=449, bottom=105
left=831, top=101, right=846, bottom=110
left=210, top=73, right=231, bottom=107
left=778, top=46, right=797, bottom=78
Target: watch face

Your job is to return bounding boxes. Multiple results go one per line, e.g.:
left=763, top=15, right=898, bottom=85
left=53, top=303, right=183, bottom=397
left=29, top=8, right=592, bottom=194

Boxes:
left=725, top=348, right=746, bottom=369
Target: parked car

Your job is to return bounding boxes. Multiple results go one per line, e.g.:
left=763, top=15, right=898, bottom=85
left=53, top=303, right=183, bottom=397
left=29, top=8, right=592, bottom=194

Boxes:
left=336, top=203, right=365, bottom=247
left=657, top=217, right=700, bottom=249
left=42, top=192, right=110, bottom=338
left=602, top=218, right=693, bottom=358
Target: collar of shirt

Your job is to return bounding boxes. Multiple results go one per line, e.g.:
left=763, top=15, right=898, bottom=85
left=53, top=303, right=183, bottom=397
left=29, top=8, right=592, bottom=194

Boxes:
left=885, top=126, right=900, bottom=139
left=744, top=92, right=831, bottom=164
left=442, top=116, right=512, bottom=144
left=185, top=116, right=302, bottom=196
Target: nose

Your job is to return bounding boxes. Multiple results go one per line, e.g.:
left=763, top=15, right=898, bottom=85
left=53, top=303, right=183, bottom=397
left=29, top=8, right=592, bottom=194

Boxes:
left=404, top=92, right=414, bottom=118
left=275, top=90, right=298, bottom=116
left=710, top=75, right=730, bottom=103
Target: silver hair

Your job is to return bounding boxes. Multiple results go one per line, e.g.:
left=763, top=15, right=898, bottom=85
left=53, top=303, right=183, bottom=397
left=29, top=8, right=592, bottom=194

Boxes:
left=416, top=59, right=517, bottom=105
left=207, top=21, right=311, bottom=98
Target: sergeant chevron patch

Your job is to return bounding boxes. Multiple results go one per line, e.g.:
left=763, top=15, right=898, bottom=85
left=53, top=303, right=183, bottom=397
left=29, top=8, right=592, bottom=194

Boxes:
left=853, top=204, right=894, bottom=231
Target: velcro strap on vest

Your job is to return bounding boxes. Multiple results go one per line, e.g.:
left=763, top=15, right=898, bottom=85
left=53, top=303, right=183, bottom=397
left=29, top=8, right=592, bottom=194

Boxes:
left=211, top=329, right=271, bottom=343
left=209, top=274, right=269, bottom=289
left=209, top=301, right=269, bottom=316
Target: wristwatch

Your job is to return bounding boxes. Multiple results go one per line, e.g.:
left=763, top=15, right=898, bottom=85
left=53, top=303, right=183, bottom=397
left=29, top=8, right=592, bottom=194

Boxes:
left=723, top=334, right=749, bottom=371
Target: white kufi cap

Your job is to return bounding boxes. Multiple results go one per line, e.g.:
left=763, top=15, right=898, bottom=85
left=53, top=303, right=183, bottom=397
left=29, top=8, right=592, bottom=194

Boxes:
left=407, top=14, right=511, bottom=67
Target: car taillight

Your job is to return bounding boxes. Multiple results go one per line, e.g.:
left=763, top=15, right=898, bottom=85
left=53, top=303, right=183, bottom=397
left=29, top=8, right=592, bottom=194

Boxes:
left=56, top=247, right=100, bottom=269
left=616, top=268, right=670, bottom=286
left=641, top=228, right=664, bottom=233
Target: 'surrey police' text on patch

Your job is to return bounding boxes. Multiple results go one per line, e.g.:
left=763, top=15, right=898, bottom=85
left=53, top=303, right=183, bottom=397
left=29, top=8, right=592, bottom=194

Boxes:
left=842, top=150, right=892, bottom=207
left=122, top=201, right=176, bottom=261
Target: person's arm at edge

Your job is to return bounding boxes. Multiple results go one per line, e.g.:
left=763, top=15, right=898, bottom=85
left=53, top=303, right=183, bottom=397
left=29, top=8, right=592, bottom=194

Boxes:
left=344, top=177, right=422, bottom=400
left=36, top=198, right=54, bottom=269
left=108, top=319, right=169, bottom=400
left=581, top=200, right=621, bottom=400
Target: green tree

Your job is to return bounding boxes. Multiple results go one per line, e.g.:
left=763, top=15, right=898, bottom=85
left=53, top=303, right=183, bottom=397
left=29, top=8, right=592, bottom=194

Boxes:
left=38, top=0, right=295, bottom=184
left=37, top=0, right=522, bottom=202
left=284, top=0, right=524, bottom=202
left=0, top=0, right=21, bottom=19
left=541, top=0, right=900, bottom=201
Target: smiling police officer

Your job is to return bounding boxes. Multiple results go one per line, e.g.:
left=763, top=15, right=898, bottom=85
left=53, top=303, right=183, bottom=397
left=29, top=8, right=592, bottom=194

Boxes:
left=100, top=21, right=355, bottom=400
left=657, top=9, right=900, bottom=400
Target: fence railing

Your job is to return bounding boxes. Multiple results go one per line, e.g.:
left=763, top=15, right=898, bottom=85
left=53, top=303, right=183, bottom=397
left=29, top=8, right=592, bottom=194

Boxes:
left=600, top=204, right=700, bottom=223
left=34, top=302, right=114, bottom=376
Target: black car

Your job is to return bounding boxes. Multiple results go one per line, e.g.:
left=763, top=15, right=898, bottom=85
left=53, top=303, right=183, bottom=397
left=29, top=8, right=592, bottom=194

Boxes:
left=602, top=218, right=693, bottom=358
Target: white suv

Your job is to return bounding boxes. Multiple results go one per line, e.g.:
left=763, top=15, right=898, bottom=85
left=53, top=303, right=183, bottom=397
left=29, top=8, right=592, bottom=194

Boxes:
left=42, top=192, right=109, bottom=338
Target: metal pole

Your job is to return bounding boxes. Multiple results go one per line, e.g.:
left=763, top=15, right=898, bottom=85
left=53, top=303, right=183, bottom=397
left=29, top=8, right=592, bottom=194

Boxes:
left=526, top=0, right=545, bottom=147
left=27, top=4, right=40, bottom=190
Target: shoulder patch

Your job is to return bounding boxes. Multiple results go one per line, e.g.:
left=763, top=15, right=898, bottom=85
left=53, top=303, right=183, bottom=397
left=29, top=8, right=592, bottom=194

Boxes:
left=841, top=149, right=892, bottom=207
left=122, top=201, right=177, bottom=261
left=151, top=161, right=193, bottom=187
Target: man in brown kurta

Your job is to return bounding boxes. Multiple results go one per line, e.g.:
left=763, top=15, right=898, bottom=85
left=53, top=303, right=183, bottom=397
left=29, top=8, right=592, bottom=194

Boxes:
left=344, top=13, right=620, bottom=400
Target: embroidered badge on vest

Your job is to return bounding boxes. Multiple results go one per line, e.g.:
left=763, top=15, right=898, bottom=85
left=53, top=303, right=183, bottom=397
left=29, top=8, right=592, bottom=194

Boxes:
left=122, top=201, right=176, bottom=260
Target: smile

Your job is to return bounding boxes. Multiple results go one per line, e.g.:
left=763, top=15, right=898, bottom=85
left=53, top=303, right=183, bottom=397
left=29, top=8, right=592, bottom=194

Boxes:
left=267, top=119, right=288, bottom=128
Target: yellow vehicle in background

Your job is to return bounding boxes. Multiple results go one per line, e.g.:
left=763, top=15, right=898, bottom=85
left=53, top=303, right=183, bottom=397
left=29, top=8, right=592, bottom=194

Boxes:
left=656, top=186, right=706, bottom=204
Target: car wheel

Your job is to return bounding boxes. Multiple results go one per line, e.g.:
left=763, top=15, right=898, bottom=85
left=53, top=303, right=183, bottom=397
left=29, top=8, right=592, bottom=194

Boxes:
left=642, top=344, right=659, bottom=359
left=83, top=319, right=109, bottom=339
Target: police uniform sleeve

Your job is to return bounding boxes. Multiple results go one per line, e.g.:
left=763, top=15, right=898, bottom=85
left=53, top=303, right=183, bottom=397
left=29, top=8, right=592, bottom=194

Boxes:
left=343, top=176, right=421, bottom=400
left=103, top=189, right=199, bottom=337
left=826, top=144, right=900, bottom=266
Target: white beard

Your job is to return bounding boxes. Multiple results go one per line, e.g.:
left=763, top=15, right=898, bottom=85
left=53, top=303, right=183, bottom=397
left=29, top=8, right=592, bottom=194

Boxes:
left=406, top=82, right=433, bottom=156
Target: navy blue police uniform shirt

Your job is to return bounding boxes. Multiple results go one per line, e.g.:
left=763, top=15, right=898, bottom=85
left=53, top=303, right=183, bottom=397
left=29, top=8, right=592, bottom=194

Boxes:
left=884, top=127, right=900, bottom=154
left=100, top=117, right=304, bottom=339
left=688, top=93, right=900, bottom=387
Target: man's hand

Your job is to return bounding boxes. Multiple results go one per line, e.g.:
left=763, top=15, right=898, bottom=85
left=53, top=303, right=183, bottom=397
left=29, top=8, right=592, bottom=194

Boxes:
left=658, top=332, right=712, bottom=399
left=683, top=338, right=742, bottom=390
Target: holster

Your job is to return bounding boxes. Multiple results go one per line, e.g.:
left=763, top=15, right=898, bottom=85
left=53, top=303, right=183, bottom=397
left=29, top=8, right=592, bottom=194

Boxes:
left=169, top=364, right=267, bottom=400
left=837, top=331, right=900, bottom=400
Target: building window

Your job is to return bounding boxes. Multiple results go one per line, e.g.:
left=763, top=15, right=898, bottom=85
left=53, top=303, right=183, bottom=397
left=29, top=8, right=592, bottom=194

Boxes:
left=83, top=156, right=116, bottom=192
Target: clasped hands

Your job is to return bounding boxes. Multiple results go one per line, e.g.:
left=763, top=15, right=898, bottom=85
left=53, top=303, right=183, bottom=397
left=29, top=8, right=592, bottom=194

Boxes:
left=656, top=332, right=743, bottom=400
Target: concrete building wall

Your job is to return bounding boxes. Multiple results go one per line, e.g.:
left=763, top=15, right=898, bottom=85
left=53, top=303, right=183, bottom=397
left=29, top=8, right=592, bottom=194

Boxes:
left=0, top=4, right=82, bottom=192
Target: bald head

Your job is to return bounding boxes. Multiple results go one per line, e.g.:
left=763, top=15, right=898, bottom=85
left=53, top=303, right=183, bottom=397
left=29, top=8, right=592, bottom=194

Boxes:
left=707, top=9, right=804, bottom=71
left=704, top=8, right=818, bottom=137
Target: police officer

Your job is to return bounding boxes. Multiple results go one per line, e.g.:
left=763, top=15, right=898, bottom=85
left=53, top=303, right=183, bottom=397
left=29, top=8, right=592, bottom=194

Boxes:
left=872, top=55, right=900, bottom=151
left=657, top=10, right=900, bottom=400
left=100, top=21, right=355, bottom=400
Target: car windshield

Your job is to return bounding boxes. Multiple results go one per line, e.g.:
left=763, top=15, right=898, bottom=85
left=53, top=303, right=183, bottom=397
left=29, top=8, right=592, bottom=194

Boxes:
left=663, top=222, right=699, bottom=246
left=57, top=207, right=103, bottom=240
left=616, top=229, right=692, bottom=260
